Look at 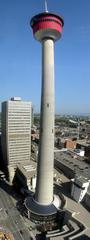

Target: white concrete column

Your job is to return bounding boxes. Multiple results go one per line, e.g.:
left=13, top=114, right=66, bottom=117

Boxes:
left=35, top=39, right=55, bottom=205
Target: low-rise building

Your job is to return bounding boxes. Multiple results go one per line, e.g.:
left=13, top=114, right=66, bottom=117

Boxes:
left=14, top=162, right=36, bottom=191
left=76, top=140, right=90, bottom=158
left=71, top=175, right=90, bottom=202
left=64, top=139, right=76, bottom=149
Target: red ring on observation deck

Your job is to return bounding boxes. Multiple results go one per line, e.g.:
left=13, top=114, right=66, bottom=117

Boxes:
left=30, top=12, right=64, bottom=36
left=33, top=20, right=62, bottom=34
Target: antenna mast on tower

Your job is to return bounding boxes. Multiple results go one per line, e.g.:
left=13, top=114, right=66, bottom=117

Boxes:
left=45, top=0, right=48, bottom=12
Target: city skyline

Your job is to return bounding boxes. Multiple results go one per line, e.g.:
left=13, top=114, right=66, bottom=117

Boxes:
left=0, top=0, right=90, bottom=114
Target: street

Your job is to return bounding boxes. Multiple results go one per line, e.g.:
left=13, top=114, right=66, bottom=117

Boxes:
left=0, top=180, right=32, bottom=240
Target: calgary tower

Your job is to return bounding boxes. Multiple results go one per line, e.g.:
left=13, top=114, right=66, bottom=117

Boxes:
left=25, top=1, right=64, bottom=223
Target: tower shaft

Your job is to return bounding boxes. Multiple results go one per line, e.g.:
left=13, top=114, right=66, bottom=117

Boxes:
left=35, top=39, right=54, bottom=205
left=25, top=12, right=64, bottom=222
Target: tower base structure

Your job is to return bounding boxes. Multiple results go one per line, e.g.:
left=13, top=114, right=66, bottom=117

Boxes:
left=25, top=193, right=66, bottom=226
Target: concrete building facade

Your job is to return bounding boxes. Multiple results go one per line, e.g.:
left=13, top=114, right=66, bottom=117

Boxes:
left=1, top=97, right=32, bottom=183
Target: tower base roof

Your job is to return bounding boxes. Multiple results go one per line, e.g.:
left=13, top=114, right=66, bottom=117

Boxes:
left=25, top=196, right=57, bottom=216
left=25, top=195, right=66, bottom=225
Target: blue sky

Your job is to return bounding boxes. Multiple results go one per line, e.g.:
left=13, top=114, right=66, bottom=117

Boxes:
left=0, top=0, right=90, bottom=114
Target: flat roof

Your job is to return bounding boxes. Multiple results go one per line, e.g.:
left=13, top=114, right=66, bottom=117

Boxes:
left=25, top=196, right=57, bottom=216
left=77, top=140, right=90, bottom=147
left=17, top=161, right=36, bottom=178
left=55, top=151, right=90, bottom=180
left=75, top=175, right=89, bottom=184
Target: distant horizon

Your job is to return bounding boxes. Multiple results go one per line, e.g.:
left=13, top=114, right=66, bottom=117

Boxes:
left=33, top=112, right=90, bottom=117
left=0, top=99, right=90, bottom=117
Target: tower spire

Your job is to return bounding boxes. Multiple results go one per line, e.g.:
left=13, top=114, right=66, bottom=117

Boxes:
left=45, top=0, right=48, bottom=12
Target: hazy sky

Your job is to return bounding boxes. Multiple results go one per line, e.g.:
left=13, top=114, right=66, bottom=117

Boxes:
left=0, top=0, right=90, bottom=114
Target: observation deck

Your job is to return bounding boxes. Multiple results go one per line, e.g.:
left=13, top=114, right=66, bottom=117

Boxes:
left=30, top=12, right=64, bottom=41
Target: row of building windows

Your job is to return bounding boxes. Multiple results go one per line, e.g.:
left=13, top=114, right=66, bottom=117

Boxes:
left=8, top=132, right=30, bottom=135
left=8, top=128, right=30, bottom=133
left=9, top=157, right=30, bottom=162
left=8, top=125, right=31, bottom=129
left=8, top=114, right=31, bottom=117
left=8, top=107, right=31, bottom=110
left=8, top=121, right=31, bottom=124
left=8, top=120, right=31, bottom=123
left=8, top=115, right=31, bottom=118
left=9, top=138, right=31, bottom=141
left=9, top=146, right=30, bottom=150
left=9, top=151, right=30, bottom=156
left=8, top=126, right=31, bottom=129
left=8, top=119, right=31, bottom=122
left=9, top=140, right=30, bottom=144
left=9, top=154, right=30, bottom=158
left=8, top=112, right=31, bottom=114
left=8, top=143, right=30, bottom=146
left=8, top=125, right=31, bottom=128
left=11, top=141, right=31, bottom=145
left=8, top=116, right=31, bottom=119
left=9, top=134, right=31, bottom=138
left=9, top=158, right=30, bottom=161
left=9, top=159, right=30, bottom=165
left=9, top=103, right=31, bottom=106
left=8, top=109, right=31, bottom=112
left=9, top=148, right=30, bottom=152
left=8, top=115, right=31, bottom=119
left=8, top=133, right=30, bottom=136
left=8, top=122, right=31, bottom=126
left=9, top=145, right=30, bottom=149
left=9, top=147, right=30, bottom=150
left=8, top=136, right=30, bottom=139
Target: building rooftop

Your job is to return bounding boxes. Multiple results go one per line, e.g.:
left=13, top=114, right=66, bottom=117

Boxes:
left=11, top=97, right=21, bottom=101
left=77, top=140, right=90, bottom=147
left=55, top=151, right=90, bottom=180
left=74, top=175, right=90, bottom=188
left=17, top=161, right=36, bottom=179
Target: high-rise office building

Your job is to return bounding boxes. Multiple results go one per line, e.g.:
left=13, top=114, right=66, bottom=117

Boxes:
left=1, top=97, right=32, bottom=183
